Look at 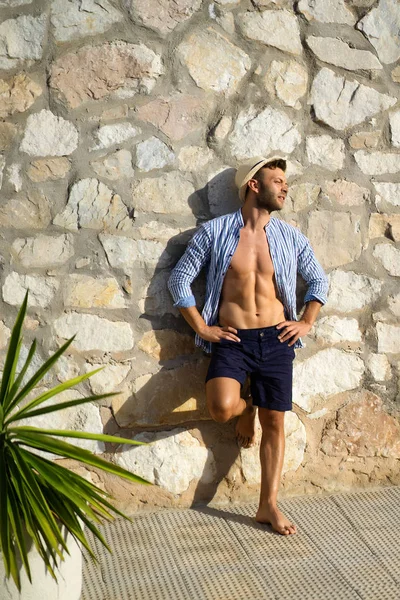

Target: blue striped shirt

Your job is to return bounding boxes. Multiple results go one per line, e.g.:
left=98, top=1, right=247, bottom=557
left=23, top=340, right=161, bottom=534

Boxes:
left=168, top=209, right=328, bottom=353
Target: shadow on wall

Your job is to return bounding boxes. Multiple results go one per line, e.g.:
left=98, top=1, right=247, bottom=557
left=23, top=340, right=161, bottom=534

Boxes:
left=113, top=167, right=310, bottom=505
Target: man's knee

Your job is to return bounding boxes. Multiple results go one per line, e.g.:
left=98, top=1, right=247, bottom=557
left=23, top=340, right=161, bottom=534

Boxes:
left=259, top=407, right=286, bottom=431
left=208, top=398, right=236, bottom=423
left=206, top=378, right=241, bottom=423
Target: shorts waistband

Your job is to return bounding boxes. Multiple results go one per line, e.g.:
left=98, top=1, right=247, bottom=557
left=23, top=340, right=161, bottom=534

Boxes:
left=234, top=325, right=280, bottom=340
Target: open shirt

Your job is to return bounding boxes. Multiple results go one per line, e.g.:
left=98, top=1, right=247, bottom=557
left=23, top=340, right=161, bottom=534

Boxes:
left=168, top=209, right=329, bottom=354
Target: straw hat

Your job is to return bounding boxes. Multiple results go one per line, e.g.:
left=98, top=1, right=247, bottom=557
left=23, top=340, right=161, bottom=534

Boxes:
left=235, top=155, right=286, bottom=202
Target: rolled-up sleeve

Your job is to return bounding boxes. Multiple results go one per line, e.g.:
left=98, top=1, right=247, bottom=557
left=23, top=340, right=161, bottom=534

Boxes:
left=296, top=232, right=329, bottom=306
left=168, top=224, right=211, bottom=308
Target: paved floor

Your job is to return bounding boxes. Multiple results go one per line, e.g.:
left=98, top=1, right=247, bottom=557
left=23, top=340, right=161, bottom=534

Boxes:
left=82, top=485, right=400, bottom=600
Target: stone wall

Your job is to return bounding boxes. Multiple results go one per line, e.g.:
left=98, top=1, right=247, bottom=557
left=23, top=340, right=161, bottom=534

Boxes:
left=0, top=0, right=399, bottom=513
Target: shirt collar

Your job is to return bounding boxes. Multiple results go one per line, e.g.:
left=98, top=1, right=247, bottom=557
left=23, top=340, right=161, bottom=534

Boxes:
left=234, top=208, right=274, bottom=231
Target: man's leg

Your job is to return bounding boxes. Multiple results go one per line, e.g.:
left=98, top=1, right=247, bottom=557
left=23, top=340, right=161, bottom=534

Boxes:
left=206, top=377, right=257, bottom=447
left=256, top=408, right=297, bottom=535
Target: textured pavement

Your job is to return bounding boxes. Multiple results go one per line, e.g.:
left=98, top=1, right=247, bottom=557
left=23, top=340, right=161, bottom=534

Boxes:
left=82, top=486, right=400, bottom=600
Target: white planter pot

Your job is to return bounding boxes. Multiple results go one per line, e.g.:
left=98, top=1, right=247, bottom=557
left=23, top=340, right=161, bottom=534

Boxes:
left=0, top=527, right=82, bottom=600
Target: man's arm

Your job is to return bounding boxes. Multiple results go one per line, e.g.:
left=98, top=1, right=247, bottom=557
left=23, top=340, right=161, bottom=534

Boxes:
left=276, top=233, right=328, bottom=346
left=168, top=224, right=211, bottom=309
left=178, top=306, right=240, bottom=343
left=301, top=299, right=323, bottom=327
left=168, top=225, right=240, bottom=343
left=296, top=234, right=329, bottom=307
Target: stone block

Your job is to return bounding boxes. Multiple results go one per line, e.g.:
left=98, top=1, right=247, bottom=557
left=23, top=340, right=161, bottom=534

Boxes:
left=321, top=390, right=400, bottom=457
left=90, top=123, right=141, bottom=151
left=366, top=354, right=391, bottom=381
left=136, top=94, right=206, bottom=141
left=138, top=330, right=195, bottom=361
left=306, top=36, right=381, bottom=70
left=306, top=135, right=345, bottom=170
left=374, top=183, right=400, bottom=208
left=63, top=274, right=126, bottom=309
left=0, top=322, right=11, bottom=350
left=3, top=272, right=59, bottom=308
left=116, top=428, right=216, bottom=495
left=51, top=0, right=123, bottom=43
left=84, top=362, right=130, bottom=394
left=178, top=146, right=214, bottom=172
left=91, top=150, right=134, bottom=181
left=389, top=111, right=400, bottom=147
left=27, top=157, right=71, bottom=182
left=373, top=243, right=400, bottom=276
left=298, top=0, right=355, bottom=24
left=287, top=183, right=320, bottom=212
left=0, top=122, right=17, bottom=151
left=238, top=10, right=302, bottom=55
left=20, top=109, right=78, bottom=157
left=388, top=293, right=400, bottom=317
left=293, top=348, right=365, bottom=413
left=112, top=360, right=209, bottom=427
left=0, top=73, right=42, bottom=119
left=348, top=131, right=381, bottom=150
left=0, top=14, right=46, bottom=70
left=229, top=105, right=301, bottom=159
left=376, top=322, right=400, bottom=354
left=131, top=172, right=195, bottom=215
left=122, top=0, right=202, bottom=35
left=369, top=213, right=400, bottom=242
left=355, top=151, right=400, bottom=175
left=53, top=178, right=134, bottom=233
left=54, top=313, right=134, bottom=352
left=311, top=68, right=396, bottom=130
left=307, top=210, right=362, bottom=269
left=0, top=190, right=51, bottom=229
left=323, top=180, right=370, bottom=206
left=208, top=166, right=241, bottom=217
left=312, top=316, right=362, bottom=344
left=264, top=60, right=308, bottom=109
left=177, top=28, right=251, bottom=95
left=11, top=234, right=74, bottom=268
left=20, top=390, right=105, bottom=454
left=328, top=270, right=382, bottom=312
left=357, top=0, right=400, bottom=65
left=135, top=137, right=175, bottom=172
left=50, top=42, right=163, bottom=108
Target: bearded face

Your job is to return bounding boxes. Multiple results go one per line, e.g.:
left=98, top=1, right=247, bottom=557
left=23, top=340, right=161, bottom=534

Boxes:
left=252, top=168, right=287, bottom=211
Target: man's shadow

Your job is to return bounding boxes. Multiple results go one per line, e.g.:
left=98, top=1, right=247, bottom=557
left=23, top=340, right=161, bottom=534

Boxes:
left=113, top=167, right=307, bottom=508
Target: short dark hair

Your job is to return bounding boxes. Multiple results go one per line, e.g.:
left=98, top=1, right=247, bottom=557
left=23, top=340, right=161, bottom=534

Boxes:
left=253, top=159, right=286, bottom=182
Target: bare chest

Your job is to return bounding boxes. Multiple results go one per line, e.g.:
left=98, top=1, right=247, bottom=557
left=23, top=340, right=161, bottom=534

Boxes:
left=228, top=231, right=274, bottom=277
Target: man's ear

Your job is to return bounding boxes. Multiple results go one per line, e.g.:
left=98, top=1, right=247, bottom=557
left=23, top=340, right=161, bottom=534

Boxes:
left=247, top=178, right=259, bottom=194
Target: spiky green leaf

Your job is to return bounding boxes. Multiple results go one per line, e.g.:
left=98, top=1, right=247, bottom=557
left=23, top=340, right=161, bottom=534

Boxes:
left=14, top=431, right=150, bottom=485
left=0, top=291, right=28, bottom=407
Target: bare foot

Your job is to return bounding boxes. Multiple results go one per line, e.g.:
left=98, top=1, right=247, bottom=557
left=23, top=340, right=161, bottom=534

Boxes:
left=235, top=403, right=257, bottom=448
left=256, top=505, right=297, bottom=535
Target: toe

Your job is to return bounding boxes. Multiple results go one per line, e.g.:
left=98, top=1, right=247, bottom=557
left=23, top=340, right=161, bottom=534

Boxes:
left=282, top=528, right=290, bottom=536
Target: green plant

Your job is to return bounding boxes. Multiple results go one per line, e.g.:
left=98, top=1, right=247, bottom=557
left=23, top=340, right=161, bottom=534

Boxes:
left=0, top=292, right=149, bottom=591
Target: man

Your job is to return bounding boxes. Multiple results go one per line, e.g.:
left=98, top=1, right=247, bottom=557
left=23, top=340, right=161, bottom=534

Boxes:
left=168, top=156, right=328, bottom=535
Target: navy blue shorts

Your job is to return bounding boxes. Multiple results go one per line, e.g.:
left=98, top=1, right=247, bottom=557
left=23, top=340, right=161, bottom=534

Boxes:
left=205, top=325, right=295, bottom=412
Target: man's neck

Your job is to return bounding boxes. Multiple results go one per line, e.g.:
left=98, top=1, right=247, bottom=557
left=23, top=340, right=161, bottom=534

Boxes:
left=241, top=204, right=271, bottom=232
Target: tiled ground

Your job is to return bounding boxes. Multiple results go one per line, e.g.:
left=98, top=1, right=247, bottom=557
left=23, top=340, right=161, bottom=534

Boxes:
left=82, top=486, right=400, bottom=600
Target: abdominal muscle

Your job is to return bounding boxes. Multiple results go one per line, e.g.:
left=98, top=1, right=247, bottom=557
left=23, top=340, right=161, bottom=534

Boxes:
left=218, top=233, right=286, bottom=330
left=219, top=273, right=285, bottom=330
